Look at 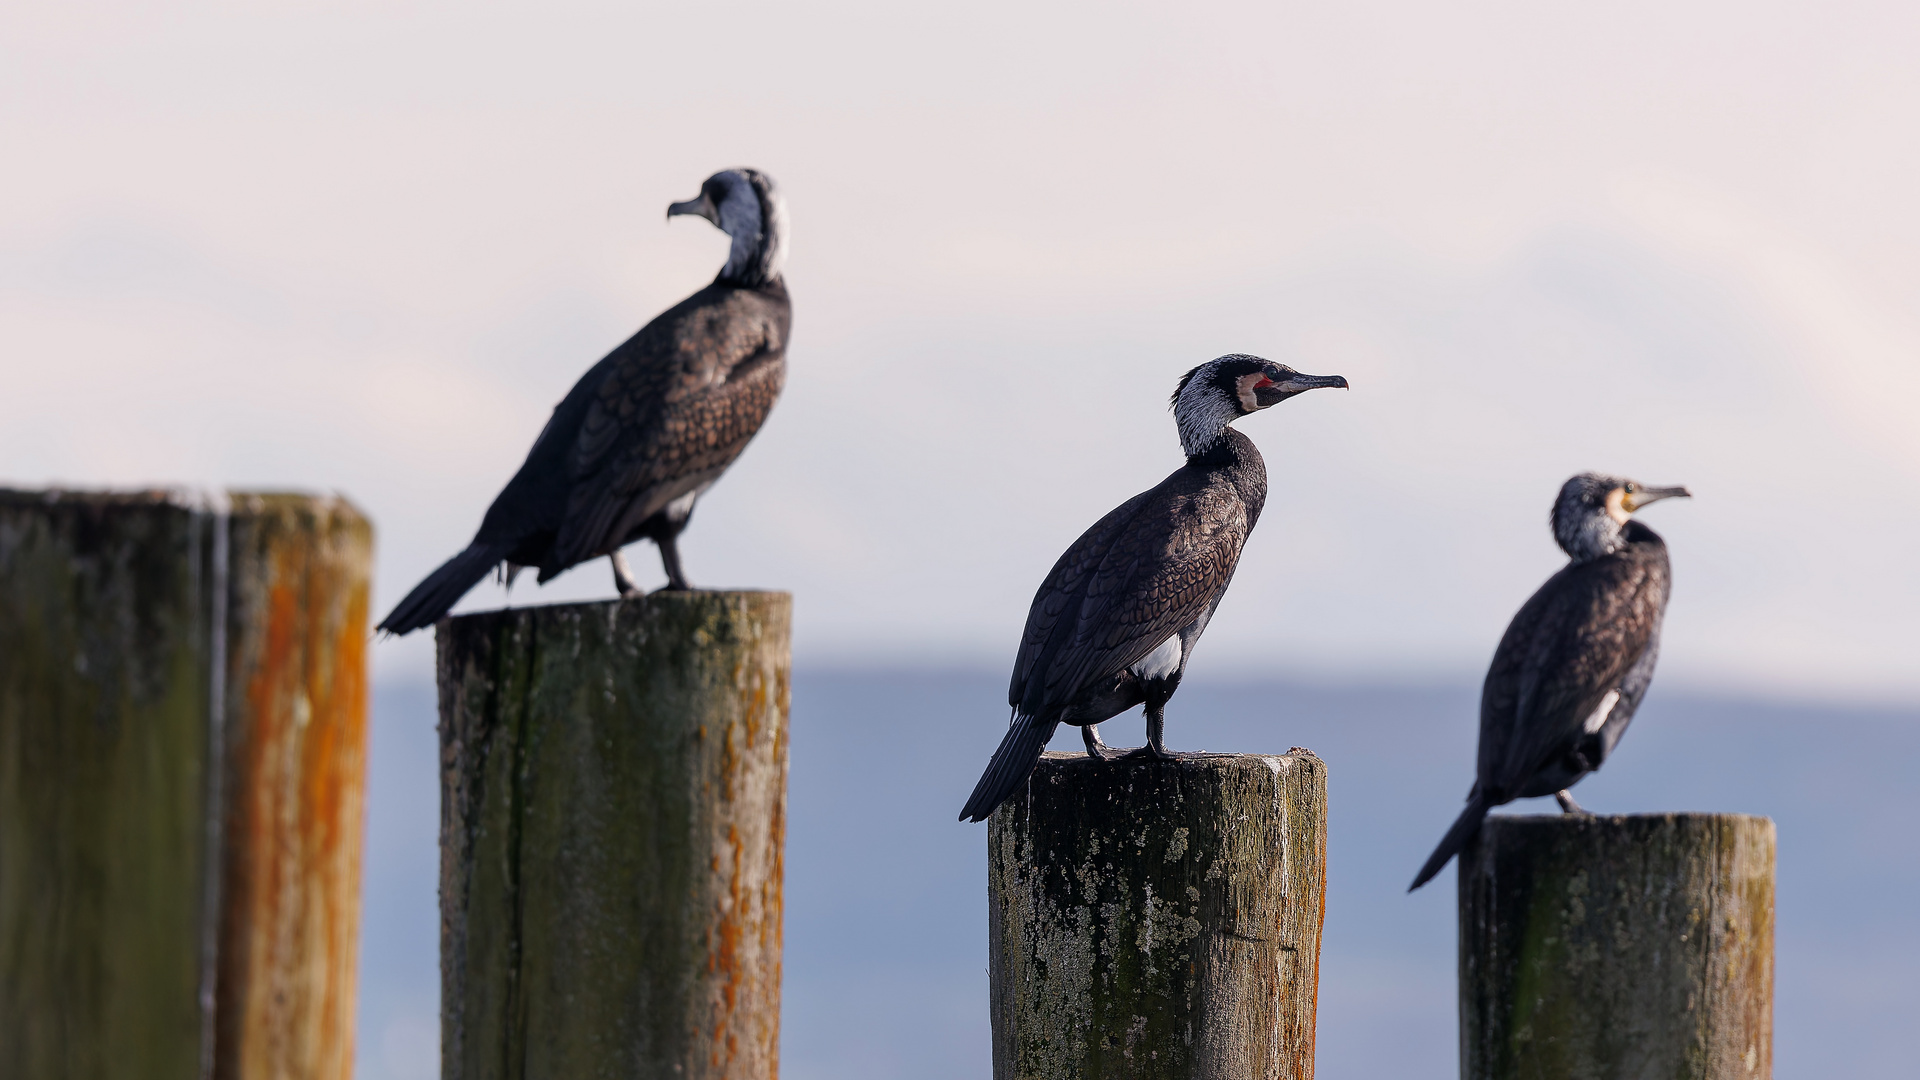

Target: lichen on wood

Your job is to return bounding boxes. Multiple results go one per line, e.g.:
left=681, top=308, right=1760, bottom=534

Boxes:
left=987, top=750, right=1328, bottom=1080
left=1458, top=813, right=1775, bottom=1080
left=438, top=591, right=791, bottom=1080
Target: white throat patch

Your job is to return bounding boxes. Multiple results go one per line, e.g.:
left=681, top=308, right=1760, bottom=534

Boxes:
left=1234, top=372, right=1269, bottom=412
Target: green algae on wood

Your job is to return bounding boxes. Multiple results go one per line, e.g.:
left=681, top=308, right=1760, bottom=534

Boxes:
left=0, top=488, right=373, bottom=1080
left=1458, top=813, right=1775, bottom=1080
left=438, top=592, right=791, bottom=1080
left=987, top=750, right=1328, bottom=1080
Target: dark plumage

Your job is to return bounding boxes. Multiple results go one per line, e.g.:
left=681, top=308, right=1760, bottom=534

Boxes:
left=379, top=168, right=791, bottom=635
left=958, top=354, right=1349, bottom=823
left=1408, top=473, right=1690, bottom=891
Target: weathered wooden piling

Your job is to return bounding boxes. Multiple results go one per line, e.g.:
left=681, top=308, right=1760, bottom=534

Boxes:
left=986, top=749, right=1328, bottom=1080
left=1459, top=813, right=1775, bottom=1080
left=437, top=592, right=791, bottom=1080
left=0, top=488, right=373, bottom=1080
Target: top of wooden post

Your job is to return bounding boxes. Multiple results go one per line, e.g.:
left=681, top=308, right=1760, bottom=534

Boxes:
left=1460, top=811, right=1776, bottom=1080
left=988, top=748, right=1328, bottom=1080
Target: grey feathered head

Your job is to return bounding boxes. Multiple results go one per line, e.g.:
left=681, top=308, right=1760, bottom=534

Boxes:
left=1169, top=354, right=1348, bottom=457
left=668, top=168, right=788, bottom=288
left=1550, top=473, right=1691, bottom=560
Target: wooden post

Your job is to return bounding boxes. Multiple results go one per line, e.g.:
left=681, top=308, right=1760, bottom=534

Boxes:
left=437, top=592, right=791, bottom=1080
left=986, top=750, right=1328, bottom=1080
left=0, top=488, right=373, bottom=1080
left=1458, top=813, right=1776, bottom=1080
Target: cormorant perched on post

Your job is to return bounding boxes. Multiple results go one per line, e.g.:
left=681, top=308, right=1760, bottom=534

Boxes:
left=958, top=355, right=1349, bottom=823
left=1407, top=473, right=1690, bottom=891
left=378, top=168, right=790, bottom=635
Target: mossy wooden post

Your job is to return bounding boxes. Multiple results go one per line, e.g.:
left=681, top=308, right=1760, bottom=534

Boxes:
left=1459, top=813, right=1776, bottom=1080
left=0, top=488, right=373, bottom=1080
left=986, top=749, right=1328, bottom=1080
left=438, top=592, right=791, bottom=1080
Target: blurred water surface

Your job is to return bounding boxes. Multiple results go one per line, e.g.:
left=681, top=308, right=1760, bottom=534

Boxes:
left=357, top=670, right=1919, bottom=1079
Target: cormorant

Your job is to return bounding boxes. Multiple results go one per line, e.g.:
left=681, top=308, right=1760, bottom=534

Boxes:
left=378, top=168, right=790, bottom=635
left=1407, top=473, right=1690, bottom=891
left=958, top=355, right=1349, bottom=823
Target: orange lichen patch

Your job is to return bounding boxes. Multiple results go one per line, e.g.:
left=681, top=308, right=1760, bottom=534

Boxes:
left=213, top=496, right=371, bottom=1080
left=699, top=650, right=788, bottom=1078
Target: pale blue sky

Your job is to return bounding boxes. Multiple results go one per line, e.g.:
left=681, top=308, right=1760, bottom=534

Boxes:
left=4, top=0, right=1918, bottom=700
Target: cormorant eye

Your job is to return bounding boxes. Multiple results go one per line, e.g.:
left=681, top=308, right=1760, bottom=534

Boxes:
left=1623, top=483, right=1636, bottom=493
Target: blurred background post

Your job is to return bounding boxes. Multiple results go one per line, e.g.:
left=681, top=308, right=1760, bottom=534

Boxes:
left=0, top=488, right=372, bottom=1080
left=1459, top=813, right=1775, bottom=1080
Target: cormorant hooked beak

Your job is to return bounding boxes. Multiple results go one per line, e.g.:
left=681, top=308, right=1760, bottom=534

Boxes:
left=1622, top=484, right=1690, bottom=513
left=667, top=191, right=720, bottom=226
left=1252, top=370, right=1349, bottom=409
left=1278, top=372, right=1349, bottom=393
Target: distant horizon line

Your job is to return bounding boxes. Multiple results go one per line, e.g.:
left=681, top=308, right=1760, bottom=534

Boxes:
left=367, top=664, right=1920, bottom=716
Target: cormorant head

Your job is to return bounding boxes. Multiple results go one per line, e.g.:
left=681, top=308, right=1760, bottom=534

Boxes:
left=667, top=168, right=788, bottom=288
left=1551, top=473, right=1691, bottom=560
left=1170, top=354, right=1349, bottom=457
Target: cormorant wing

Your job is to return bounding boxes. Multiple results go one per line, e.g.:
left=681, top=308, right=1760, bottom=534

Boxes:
left=1479, top=555, right=1666, bottom=792
left=548, top=286, right=786, bottom=570
left=1010, top=476, right=1250, bottom=717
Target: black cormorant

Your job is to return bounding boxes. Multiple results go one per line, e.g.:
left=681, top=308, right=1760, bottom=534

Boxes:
left=958, top=354, right=1349, bottom=823
left=378, top=168, right=790, bottom=635
left=1408, top=473, right=1690, bottom=891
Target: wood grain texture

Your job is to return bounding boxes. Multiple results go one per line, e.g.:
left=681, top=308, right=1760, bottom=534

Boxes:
left=1459, top=813, right=1775, bottom=1080
left=987, top=750, right=1327, bottom=1080
left=438, top=592, right=791, bottom=1080
left=215, top=495, right=373, bottom=1080
left=0, top=488, right=371, bottom=1080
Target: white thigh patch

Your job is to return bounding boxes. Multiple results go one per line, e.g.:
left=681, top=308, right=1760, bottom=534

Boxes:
left=1130, top=635, right=1183, bottom=682
left=1582, top=689, right=1622, bottom=735
left=663, top=489, right=701, bottom=523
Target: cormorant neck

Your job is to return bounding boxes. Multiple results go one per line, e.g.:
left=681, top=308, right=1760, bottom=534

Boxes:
left=716, top=179, right=787, bottom=289
left=1185, top=427, right=1252, bottom=469
left=1175, top=388, right=1241, bottom=458
left=1620, top=519, right=1663, bottom=547
left=1556, top=514, right=1625, bottom=562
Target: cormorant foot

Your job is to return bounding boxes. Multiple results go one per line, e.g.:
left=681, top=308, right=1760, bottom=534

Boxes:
left=1554, top=790, right=1588, bottom=815
left=610, top=550, right=645, bottom=599
left=1117, top=744, right=1180, bottom=762
left=1081, top=725, right=1115, bottom=761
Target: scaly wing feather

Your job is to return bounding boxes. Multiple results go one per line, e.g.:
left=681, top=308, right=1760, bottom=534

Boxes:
left=1012, top=476, right=1249, bottom=717
left=549, top=287, right=786, bottom=569
left=1483, top=555, right=1665, bottom=792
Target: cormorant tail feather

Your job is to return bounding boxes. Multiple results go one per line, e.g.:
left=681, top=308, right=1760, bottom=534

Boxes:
left=378, top=541, right=513, bottom=636
left=1409, top=792, right=1491, bottom=892
left=959, top=714, right=1058, bottom=823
